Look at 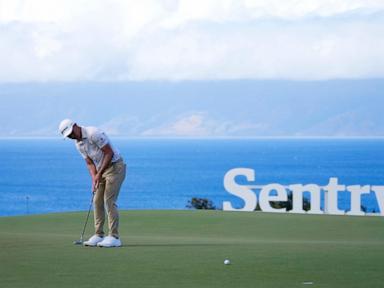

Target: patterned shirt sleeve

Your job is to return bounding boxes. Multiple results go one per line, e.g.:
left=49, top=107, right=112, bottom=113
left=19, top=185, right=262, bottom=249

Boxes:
left=76, top=142, right=88, bottom=159
left=90, top=130, right=109, bottom=148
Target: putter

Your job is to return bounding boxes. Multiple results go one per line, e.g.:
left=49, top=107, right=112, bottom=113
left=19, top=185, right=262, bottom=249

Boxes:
left=73, top=192, right=94, bottom=245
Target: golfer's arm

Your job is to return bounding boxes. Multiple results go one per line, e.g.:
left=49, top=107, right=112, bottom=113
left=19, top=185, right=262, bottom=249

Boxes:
left=96, top=144, right=114, bottom=176
left=85, top=157, right=97, bottom=179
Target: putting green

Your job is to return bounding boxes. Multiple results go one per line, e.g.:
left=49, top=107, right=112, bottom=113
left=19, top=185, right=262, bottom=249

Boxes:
left=0, top=210, right=383, bottom=288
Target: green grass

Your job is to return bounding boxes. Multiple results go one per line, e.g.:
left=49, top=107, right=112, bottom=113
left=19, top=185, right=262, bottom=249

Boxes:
left=0, top=210, right=383, bottom=288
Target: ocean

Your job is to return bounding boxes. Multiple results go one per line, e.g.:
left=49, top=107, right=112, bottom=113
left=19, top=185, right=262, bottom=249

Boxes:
left=0, top=138, right=383, bottom=216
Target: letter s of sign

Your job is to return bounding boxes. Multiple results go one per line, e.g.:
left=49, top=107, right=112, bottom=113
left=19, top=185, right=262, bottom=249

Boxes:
left=223, top=168, right=256, bottom=211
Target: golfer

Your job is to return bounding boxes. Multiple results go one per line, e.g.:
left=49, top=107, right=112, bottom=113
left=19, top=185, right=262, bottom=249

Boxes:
left=59, top=119, right=126, bottom=247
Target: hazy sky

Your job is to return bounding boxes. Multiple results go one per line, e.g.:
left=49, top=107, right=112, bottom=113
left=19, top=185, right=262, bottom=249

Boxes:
left=0, top=1, right=383, bottom=137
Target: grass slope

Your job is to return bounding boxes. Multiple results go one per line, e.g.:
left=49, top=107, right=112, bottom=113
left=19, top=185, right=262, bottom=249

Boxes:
left=0, top=210, right=383, bottom=288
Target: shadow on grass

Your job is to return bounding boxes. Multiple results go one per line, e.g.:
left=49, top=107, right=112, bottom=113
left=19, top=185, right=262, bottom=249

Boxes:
left=74, top=243, right=234, bottom=249
left=123, top=243, right=236, bottom=248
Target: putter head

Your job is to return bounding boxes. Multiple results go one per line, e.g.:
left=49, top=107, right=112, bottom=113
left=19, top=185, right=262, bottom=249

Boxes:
left=73, top=240, right=83, bottom=245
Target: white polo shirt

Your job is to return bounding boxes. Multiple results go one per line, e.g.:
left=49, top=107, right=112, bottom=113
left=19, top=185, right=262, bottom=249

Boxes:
left=75, top=126, right=121, bottom=171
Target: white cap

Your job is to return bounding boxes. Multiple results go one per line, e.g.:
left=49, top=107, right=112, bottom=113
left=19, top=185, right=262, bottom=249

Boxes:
left=59, top=119, right=75, bottom=138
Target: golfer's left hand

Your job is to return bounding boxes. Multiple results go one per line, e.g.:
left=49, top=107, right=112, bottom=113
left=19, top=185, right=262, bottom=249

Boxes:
left=93, top=173, right=101, bottom=192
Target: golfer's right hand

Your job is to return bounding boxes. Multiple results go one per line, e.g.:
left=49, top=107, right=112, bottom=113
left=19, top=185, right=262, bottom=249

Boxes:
left=92, top=179, right=98, bottom=192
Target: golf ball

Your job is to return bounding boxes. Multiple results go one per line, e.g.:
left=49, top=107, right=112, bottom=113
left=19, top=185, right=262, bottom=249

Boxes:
left=224, top=259, right=231, bottom=265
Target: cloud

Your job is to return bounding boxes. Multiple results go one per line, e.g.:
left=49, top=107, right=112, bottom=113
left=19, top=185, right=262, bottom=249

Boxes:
left=128, top=20, right=384, bottom=80
left=1, top=0, right=384, bottom=81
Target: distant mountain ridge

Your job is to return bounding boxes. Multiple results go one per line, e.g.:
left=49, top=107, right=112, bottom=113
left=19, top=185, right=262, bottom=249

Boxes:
left=1, top=80, right=383, bottom=137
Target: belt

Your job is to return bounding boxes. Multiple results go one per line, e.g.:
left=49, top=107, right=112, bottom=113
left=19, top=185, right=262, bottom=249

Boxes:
left=104, top=158, right=123, bottom=171
left=111, top=157, right=123, bottom=166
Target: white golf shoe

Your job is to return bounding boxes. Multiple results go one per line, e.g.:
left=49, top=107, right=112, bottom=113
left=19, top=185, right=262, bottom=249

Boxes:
left=97, top=236, right=122, bottom=248
left=83, top=235, right=104, bottom=247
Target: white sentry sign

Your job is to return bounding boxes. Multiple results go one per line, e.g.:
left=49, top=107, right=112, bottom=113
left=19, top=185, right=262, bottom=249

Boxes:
left=223, top=168, right=384, bottom=216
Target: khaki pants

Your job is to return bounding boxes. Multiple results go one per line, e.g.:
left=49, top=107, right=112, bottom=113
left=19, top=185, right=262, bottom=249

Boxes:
left=94, top=159, right=126, bottom=238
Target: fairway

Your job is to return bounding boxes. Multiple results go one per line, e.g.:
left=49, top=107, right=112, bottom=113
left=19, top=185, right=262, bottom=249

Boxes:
left=0, top=211, right=383, bottom=288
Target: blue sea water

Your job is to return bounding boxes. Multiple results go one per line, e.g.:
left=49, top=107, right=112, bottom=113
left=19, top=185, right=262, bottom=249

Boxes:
left=0, top=138, right=383, bottom=216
